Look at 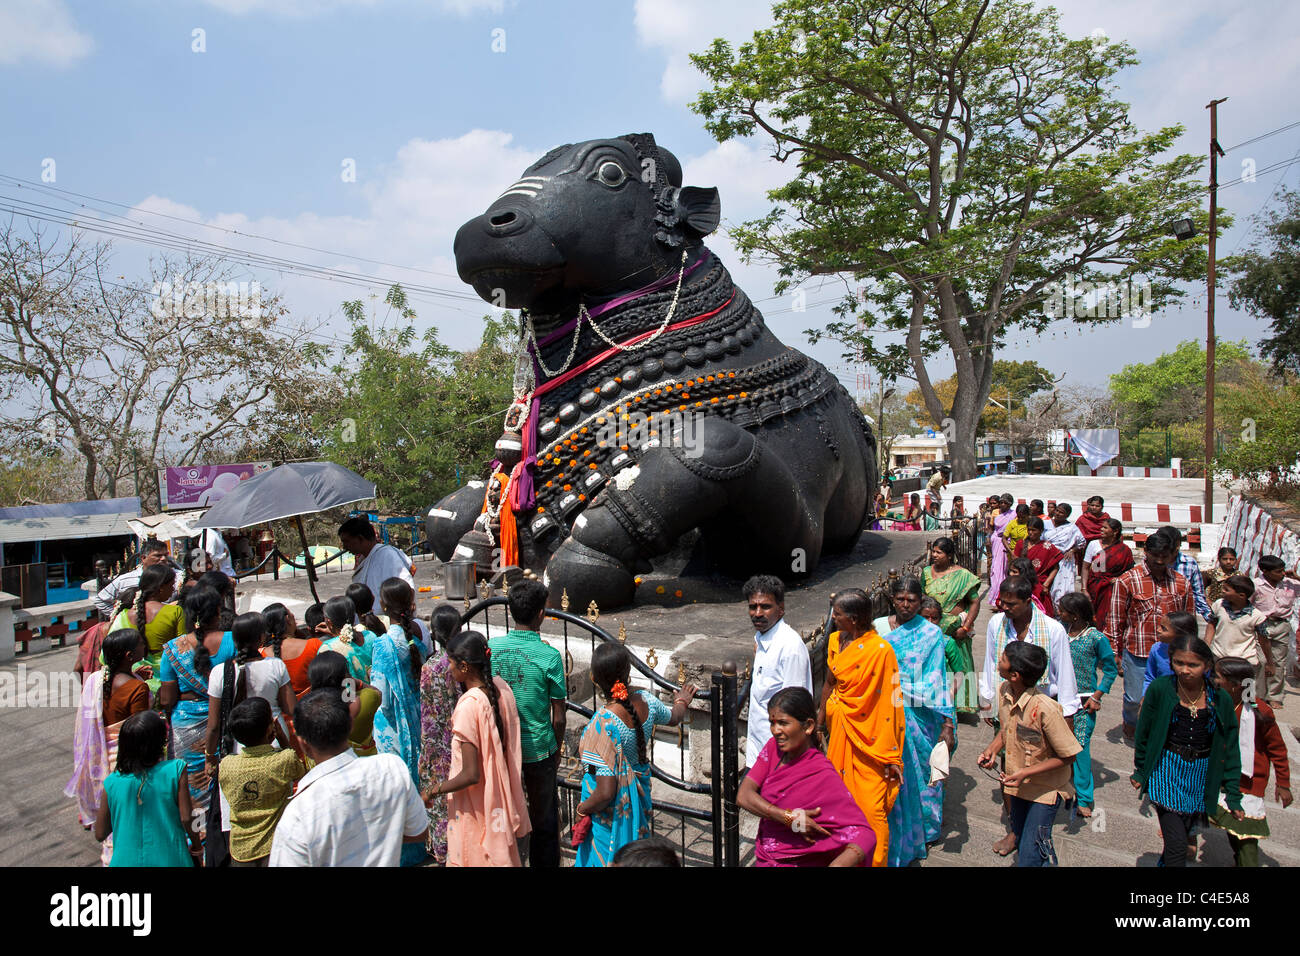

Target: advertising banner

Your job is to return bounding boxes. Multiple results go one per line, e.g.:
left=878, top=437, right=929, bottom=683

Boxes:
left=159, top=462, right=272, bottom=511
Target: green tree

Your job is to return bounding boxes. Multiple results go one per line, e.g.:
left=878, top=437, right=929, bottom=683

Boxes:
left=904, top=359, right=1055, bottom=433
left=690, top=0, right=1211, bottom=479
left=1227, top=189, right=1300, bottom=376
left=318, top=286, right=518, bottom=515
left=0, top=449, right=83, bottom=507
left=1108, top=338, right=1252, bottom=431
left=1215, top=363, right=1300, bottom=499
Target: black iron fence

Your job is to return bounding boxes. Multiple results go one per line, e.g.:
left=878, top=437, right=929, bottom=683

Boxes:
left=459, top=594, right=742, bottom=867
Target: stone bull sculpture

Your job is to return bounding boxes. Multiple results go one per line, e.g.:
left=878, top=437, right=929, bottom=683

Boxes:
left=427, top=133, right=877, bottom=610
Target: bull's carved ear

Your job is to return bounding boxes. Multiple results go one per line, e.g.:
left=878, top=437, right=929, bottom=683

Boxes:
left=675, top=186, right=720, bottom=236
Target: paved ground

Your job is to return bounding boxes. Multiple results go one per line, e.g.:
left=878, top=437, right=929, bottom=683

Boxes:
left=5, top=527, right=1298, bottom=867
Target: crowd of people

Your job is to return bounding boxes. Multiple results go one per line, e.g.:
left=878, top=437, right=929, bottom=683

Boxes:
left=62, top=493, right=1298, bottom=868
left=742, top=491, right=1297, bottom=868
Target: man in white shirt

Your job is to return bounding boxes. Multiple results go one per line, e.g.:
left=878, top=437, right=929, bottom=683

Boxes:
left=93, top=540, right=179, bottom=617
left=269, top=689, right=427, bottom=867
left=1042, top=503, right=1087, bottom=607
left=743, top=574, right=813, bottom=767
left=200, top=528, right=236, bottom=577
left=339, top=516, right=414, bottom=600
left=979, top=576, right=1079, bottom=719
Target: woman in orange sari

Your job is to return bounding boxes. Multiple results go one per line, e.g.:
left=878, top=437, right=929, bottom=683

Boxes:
left=817, top=588, right=905, bottom=866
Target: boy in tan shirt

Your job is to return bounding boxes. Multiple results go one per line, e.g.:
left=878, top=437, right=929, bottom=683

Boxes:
left=978, top=642, right=1081, bottom=866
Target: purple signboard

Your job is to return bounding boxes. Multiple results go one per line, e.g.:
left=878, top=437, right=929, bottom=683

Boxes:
left=160, top=462, right=272, bottom=511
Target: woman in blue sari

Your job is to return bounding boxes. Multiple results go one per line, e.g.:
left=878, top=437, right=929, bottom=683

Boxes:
left=574, top=643, right=695, bottom=867
left=876, top=576, right=955, bottom=867
left=157, top=586, right=234, bottom=830
left=371, top=579, right=425, bottom=866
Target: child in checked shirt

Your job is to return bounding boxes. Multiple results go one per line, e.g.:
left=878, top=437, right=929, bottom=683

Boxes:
left=978, top=642, right=1080, bottom=867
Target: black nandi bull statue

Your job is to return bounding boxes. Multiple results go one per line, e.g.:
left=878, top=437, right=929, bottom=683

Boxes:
left=427, top=133, right=877, bottom=610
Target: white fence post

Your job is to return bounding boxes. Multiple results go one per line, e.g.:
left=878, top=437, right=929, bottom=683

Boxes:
left=0, top=591, right=19, bottom=663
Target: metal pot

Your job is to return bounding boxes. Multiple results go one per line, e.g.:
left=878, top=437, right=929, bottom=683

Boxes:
left=444, top=558, right=477, bottom=600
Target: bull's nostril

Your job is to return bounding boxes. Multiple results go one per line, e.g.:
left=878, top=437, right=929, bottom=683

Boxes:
left=489, top=211, right=517, bottom=227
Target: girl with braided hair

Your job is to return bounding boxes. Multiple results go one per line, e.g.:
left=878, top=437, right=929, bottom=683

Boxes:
left=574, top=642, right=697, bottom=867
left=204, top=612, right=293, bottom=775
left=418, top=603, right=465, bottom=863
left=65, top=628, right=151, bottom=862
left=319, top=596, right=369, bottom=681
left=371, top=577, right=425, bottom=865
left=426, top=630, right=530, bottom=867
left=196, top=570, right=237, bottom=630
left=257, top=600, right=322, bottom=698
left=125, top=563, right=187, bottom=695
left=158, top=585, right=236, bottom=827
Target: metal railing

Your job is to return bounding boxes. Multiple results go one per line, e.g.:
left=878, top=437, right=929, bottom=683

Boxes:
left=459, top=594, right=742, bottom=867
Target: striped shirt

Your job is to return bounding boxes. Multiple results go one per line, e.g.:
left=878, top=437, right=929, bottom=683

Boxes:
left=489, top=629, right=566, bottom=763
left=1173, top=551, right=1211, bottom=620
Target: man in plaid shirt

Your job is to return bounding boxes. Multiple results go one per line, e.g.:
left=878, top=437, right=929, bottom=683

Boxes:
left=1105, top=529, right=1193, bottom=739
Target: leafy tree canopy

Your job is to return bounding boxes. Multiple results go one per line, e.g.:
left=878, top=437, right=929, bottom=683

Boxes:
left=690, top=0, right=1213, bottom=479
left=1227, top=189, right=1300, bottom=376
left=317, top=286, right=518, bottom=515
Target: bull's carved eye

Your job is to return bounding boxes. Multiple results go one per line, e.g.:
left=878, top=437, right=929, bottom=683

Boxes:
left=595, top=161, right=628, bottom=187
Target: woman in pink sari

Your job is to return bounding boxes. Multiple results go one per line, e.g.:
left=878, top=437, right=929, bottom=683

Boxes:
left=738, top=687, right=876, bottom=867
left=987, top=495, right=1016, bottom=607
left=66, top=628, right=151, bottom=863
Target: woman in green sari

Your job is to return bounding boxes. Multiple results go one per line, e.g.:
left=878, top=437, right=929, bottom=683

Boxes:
left=921, top=538, right=981, bottom=716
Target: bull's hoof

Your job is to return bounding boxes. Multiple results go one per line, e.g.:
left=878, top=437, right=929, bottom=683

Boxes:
left=545, top=538, right=635, bottom=612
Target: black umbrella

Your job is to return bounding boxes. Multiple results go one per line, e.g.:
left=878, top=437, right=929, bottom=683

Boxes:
left=193, top=462, right=377, bottom=602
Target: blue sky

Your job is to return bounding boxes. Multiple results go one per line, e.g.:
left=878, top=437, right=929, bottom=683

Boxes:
left=2, top=0, right=1298, bottom=404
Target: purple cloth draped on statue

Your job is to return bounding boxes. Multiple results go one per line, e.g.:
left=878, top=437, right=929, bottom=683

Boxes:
left=987, top=509, right=1014, bottom=608
left=749, top=738, right=876, bottom=867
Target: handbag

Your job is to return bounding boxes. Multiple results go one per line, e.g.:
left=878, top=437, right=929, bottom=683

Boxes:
left=203, top=659, right=237, bottom=868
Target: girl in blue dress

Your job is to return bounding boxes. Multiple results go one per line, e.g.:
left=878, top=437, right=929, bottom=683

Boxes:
left=573, top=643, right=695, bottom=866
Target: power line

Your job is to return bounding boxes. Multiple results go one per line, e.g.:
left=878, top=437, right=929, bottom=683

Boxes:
left=1224, top=144, right=1300, bottom=260
left=0, top=193, right=484, bottom=305
left=1222, top=120, right=1300, bottom=153
left=0, top=173, right=467, bottom=284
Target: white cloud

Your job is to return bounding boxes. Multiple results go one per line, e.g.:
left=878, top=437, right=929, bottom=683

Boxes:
left=198, top=0, right=506, bottom=16
left=0, top=0, right=93, bottom=68
left=633, top=0, right=775, bottom=102
left=124, top=129, right=549, bottom=349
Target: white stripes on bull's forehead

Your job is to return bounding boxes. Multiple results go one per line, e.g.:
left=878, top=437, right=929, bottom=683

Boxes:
left=497, top=176, right=548, bottom=201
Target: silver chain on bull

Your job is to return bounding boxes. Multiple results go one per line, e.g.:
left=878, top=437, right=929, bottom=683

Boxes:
left=583, top=247, right=688, bottom=353
left=522, top=308, right=583, bottom=379
left=520, top=246, right=688, bottom=379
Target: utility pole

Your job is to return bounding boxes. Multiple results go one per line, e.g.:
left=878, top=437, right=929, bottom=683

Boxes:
left=1205, top=97, right=1227, bottom=522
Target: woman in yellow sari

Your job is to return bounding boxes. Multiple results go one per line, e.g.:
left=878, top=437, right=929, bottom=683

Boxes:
left=817, top=588, right=905, bottom=866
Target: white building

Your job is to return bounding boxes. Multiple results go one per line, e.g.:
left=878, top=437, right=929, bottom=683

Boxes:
left=887, top=434, right=949, bottom=470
